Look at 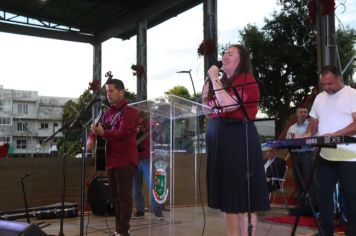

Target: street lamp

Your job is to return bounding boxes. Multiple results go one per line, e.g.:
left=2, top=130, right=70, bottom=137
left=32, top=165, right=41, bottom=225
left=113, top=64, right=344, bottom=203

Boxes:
left=176, top=69, right=201, bottom=154
left=176, top=69, right=197, bottom=100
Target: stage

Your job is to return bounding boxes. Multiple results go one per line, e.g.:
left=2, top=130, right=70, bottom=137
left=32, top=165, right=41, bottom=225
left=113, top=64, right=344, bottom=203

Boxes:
left=2, top=205, right=327, bottom=236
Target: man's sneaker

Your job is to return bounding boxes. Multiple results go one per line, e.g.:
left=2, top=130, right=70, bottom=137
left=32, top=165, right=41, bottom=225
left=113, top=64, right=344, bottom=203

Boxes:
left=111, top=232, right=130, bottom=236
left=155, top=212, right=164, bottom=220
left=132, top=211, right=144, bottom=219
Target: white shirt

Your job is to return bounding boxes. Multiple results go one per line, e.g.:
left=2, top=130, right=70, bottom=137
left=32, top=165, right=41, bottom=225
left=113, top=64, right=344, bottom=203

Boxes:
left=286, top=119, right=314, bottom=152
left=309, top=86, right=356, bottom=161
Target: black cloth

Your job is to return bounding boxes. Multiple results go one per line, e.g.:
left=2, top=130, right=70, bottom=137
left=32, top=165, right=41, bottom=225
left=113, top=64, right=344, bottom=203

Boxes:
left=265, top=157, right=286, bottom=192
left=206, top=118, right=270, bottom=213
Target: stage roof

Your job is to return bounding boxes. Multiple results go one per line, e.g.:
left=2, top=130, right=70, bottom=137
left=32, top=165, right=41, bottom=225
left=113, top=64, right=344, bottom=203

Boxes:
left=0, top=0, right=203, bottom=44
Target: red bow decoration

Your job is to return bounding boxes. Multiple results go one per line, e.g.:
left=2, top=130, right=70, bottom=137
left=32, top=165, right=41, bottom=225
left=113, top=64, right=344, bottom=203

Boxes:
left=88, top=80, right=101, bottom=93
left=197, top=39, right=216, bottom=57
left=131, top=64, right=145, bottom=77
left=308, top=0, right=335, bottom=22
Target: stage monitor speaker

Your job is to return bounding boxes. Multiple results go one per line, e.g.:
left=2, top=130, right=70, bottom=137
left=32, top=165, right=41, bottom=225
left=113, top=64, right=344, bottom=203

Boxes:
left=0, top=220, right=48, bottom=236
left=87, top=177, right=115, bottom=216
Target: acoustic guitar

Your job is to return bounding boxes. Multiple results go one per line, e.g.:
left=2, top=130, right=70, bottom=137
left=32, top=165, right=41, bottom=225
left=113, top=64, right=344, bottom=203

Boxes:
left=94, top=110, right=106, bottom=171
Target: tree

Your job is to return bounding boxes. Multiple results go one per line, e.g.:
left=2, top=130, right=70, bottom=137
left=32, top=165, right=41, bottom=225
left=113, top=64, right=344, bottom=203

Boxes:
left=165, top=85, right=191, bottom=100
left=61, top=88, right=137, bottom=157
left=238, top=0, right=355, bottom=136
left=336, top=27, right=356, bottom=84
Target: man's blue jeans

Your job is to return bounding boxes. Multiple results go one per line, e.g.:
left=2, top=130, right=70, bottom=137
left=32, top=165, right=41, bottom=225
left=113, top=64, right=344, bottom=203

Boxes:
left=133, top=158, right=162, bottom=214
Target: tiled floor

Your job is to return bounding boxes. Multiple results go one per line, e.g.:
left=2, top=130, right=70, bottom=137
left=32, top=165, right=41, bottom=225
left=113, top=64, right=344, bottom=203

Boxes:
left=7, top=205, right=323, bottom=236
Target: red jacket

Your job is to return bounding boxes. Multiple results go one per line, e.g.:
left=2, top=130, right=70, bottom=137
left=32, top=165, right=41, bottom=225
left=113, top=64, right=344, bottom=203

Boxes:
left=89, top=99, right=139, bottom=169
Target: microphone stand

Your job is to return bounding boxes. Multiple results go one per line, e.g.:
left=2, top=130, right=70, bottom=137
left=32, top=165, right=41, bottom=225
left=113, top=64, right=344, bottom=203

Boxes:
left=43, top=92, right=102, bottom=236
left=21, top=173, right=31, bottom=224
left=231, top=87, right=253, bottom=236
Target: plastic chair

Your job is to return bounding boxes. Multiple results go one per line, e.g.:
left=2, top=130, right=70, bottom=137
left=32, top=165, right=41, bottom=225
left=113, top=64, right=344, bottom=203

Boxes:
left=269, top=165, right=288, bottom=207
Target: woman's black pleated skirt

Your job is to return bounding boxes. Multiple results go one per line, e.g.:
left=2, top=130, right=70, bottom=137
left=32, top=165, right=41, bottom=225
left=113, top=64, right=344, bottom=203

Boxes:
left=206, top=118, right=270, bottom=213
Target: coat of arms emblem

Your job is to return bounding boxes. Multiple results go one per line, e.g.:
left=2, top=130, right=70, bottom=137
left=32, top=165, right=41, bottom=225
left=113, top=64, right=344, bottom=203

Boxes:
left=152, top=160, right=169, bottom=204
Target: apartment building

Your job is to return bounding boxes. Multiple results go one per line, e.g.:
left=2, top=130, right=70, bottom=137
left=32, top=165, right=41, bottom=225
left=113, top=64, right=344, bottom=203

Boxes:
left=0, top=85, right=74, bottom=157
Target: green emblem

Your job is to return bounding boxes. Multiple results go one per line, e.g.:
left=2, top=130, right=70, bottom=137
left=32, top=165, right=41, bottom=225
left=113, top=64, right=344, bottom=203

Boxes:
left=153, top=160, right=169, bottom=204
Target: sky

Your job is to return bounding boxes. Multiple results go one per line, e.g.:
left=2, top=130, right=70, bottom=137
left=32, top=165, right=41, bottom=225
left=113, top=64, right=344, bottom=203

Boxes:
left=0, top=0, right=356, bottom=99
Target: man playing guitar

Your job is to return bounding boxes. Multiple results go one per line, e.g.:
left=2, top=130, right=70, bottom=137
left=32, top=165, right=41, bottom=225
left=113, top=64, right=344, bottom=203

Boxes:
left=86, top=78, right=139, bottom=236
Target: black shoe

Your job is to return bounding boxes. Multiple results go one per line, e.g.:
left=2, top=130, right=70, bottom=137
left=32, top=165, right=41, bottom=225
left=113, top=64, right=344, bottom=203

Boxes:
left=132, top=211, right=144, bottom=219
left=155, top=211, right=164, bottom=220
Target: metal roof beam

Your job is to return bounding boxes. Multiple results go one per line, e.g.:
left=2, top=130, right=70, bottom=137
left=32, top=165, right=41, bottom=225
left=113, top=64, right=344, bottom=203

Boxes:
left=95, top=0, right=202, bottom=43
left=0, top=22, right=95, bottom=44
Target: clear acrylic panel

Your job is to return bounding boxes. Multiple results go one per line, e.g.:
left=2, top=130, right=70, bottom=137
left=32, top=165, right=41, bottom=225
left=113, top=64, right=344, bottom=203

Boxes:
left=129, top=95, right=212, bottom=235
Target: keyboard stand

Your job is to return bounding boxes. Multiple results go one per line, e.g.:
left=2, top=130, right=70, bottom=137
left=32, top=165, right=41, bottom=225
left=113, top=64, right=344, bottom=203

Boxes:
left=291, top=147, right=324, bottom=236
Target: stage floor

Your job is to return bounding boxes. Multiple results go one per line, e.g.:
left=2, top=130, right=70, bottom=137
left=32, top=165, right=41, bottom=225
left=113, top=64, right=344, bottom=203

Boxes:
left=8, top=205, right=329, bottom=236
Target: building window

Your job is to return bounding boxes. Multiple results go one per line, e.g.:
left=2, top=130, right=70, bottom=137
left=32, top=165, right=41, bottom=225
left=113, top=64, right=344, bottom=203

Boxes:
left=0, top=117, right=11, bottom=125
left=17, top=103, right=28, bottom=114
left=16, top=139, right=27, bottom=149
left=40, top=123, right=49, bottom=129
left=0, top=136, right=11, bottom=143
left=0, top=99, right=3, bottom=112
left=17, top=122, right=28, bottom=131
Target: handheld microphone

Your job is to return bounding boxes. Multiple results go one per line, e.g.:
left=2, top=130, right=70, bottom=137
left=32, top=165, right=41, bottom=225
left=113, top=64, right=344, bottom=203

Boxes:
left=205, top=60, right=223, bottom=82
left=214, top=60, right=223, bottom=69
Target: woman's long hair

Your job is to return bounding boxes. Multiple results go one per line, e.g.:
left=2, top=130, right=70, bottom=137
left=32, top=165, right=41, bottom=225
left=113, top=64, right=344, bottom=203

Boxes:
left=220, top=44, right=252, bottom=89
left=205, top=44, right=252, bottom=98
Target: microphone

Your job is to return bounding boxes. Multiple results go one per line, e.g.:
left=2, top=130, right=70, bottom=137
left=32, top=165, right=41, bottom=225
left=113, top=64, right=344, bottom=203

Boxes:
left=205, top=60, right=223, bottom=81
left=214, top=60, right=223, bottom=69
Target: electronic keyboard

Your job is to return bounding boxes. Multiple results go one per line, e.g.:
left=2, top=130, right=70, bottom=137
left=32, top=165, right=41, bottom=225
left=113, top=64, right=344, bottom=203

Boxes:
left=266, top=136, right=356, bottom=149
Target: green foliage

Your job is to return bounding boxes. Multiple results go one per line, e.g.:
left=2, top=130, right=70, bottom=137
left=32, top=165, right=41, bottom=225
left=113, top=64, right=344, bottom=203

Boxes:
left=125, top=90, right=137, bottom=103
left=336, top=28, right=356, bottom=84
left=165, top=85, right=191, bottom=100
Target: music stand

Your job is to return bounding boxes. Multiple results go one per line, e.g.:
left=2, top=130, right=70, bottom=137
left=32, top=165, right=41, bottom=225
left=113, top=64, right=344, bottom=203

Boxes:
left=43, top=87, right=103, bottom=236
left=209, top=82, right=256, bottom=236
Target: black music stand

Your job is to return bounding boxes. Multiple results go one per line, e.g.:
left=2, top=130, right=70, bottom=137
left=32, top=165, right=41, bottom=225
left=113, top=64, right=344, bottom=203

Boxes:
left=211, top=83, right=254, bottom=236
left=231, top=87, right=254, bottom=236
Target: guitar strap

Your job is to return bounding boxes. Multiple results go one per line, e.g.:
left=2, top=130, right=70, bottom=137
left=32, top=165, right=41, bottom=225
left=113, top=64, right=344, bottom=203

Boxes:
left=109, top=106, right=124, bottom=128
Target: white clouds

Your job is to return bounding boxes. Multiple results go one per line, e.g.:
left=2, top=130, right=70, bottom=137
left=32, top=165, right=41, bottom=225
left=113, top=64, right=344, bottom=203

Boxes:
left=0, top=34, right=92, bottom=97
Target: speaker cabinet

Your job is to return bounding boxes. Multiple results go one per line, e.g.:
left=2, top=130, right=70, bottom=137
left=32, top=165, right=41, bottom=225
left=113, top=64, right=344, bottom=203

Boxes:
left=87, top=177, right=115, bottom=216
left=0, top=220, right=48, bottom=236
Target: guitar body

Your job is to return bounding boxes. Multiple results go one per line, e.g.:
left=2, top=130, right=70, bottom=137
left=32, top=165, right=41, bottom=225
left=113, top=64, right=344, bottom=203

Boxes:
left=95, top=136, right=106, bottom=171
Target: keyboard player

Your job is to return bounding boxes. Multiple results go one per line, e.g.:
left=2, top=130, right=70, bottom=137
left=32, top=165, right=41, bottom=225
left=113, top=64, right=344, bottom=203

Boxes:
left=301, top=65, right=356, bottom=236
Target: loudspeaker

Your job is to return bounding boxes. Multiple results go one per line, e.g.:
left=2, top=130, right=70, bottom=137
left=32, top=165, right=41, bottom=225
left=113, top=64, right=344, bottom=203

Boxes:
left=0, top=220, right=48, bottom=236
left=87, top=177, right=115, bottom=216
